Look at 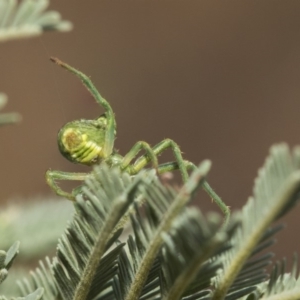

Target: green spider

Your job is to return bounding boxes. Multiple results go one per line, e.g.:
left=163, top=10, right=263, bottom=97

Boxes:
left=46, top=58, right=230, bottom=222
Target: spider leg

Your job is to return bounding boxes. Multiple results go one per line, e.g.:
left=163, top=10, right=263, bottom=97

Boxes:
left=45, top=169, right=89, bottom=201
left=133, top=140, right=230, bottom=223
left=157, top=161, right=230, bottom=224
left=120, top=141, right=159, bottom=173
left=133, top=139, right=189, bottom=180
left=50, top=58, right=116, bottom=157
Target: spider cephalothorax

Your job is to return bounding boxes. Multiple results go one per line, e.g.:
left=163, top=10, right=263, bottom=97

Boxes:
left=46, top=57, right=229, bottom=222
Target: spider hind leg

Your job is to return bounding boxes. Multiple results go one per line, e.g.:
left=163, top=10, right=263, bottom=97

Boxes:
left=133, top=138, right=189, bottom=181
left=120, top=141, right=159, bottom=174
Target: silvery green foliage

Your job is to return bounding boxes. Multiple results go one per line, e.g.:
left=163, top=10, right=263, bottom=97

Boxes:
left=0, top=0, right=72, bottom=42
left=14, top=144, right=300, bottom=299
left=0, top=242, right=19, bottom=285
left=113, top=163, right=240, bottom=300
left=212, top=144, right=300, bottom=300
left=19, top=162, right=222, bottom=300
left=0, top=242, right=44, bottom=300
left=52, top=165, right=152, bottom=300
left=0, top=268, right=29, bottom=298
left=0, top=94, right=20, bottom=126
left=242, top=255, right=300, bottom=300
left=0, top=198, right=74, bottom=260
left=18, top=164, right=155, bottom=300
left=0, top=288, right=44, bottom=300
left=0, top=243, right=43, bottom=299
left=17, top=258, right=57, bottom=300
left=265, top=256, right=300, bottom=297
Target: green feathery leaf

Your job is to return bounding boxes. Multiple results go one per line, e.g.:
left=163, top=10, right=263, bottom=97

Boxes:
left=0, top=199, right=74, bottom=261
left=0, top=243, right=43, bottom=299
left=160, top=209, right=238, bottom=300
left=122, top=160, right=212, bottom=300
left=250, top=255, right=300, bottom=300
left=0, top=242, right=19, bottom=285
left=0, top=0, right=72, bottom=42
left=18, top=258, right=58, bottom=300
left=0, top=288, right=44, bottom=300
left=212, top=144, right=300, bottom=300
left=19, top=164, right=155, bottom=300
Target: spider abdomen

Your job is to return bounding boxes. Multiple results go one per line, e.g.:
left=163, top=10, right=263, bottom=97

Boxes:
left=57, top=119, right=106, bottom=165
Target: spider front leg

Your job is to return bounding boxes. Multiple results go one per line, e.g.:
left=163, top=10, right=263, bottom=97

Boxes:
left=50, top=58, right=116, bottom=158
left=45, top=170, right=90, bottom=201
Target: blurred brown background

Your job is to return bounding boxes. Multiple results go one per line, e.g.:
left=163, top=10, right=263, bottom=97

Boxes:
left=1, top=1, right=300, bottom=257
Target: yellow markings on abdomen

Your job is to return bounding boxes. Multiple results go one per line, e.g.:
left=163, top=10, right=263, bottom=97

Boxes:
left=62, top=128, right=102, bottom=164
left=62, top=128, right=84, bottom=152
